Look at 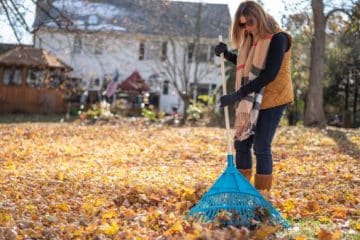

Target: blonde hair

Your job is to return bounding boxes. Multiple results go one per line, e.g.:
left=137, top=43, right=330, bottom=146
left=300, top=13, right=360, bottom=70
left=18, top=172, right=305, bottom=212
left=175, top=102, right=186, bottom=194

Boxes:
left=230, top=1, right=280, bottom=48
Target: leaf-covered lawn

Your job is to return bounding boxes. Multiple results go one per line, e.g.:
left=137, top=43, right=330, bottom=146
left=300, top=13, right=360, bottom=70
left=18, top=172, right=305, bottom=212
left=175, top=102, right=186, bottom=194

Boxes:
left=0, top=121, right=359, bottom=239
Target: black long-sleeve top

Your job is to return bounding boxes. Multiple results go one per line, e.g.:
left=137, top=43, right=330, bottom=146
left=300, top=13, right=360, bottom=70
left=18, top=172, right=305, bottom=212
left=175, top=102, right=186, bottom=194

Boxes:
left=224, top=32, right=290, bottom=96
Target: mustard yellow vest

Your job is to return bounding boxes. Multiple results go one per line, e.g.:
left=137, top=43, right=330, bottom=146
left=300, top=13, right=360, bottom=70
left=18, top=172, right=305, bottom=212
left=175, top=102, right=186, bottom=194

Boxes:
left=260, top=39, right=294, bottom=110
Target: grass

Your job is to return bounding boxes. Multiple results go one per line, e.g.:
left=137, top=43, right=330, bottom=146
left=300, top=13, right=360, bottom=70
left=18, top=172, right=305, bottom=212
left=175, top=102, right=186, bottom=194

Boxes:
left=278, top=220, right=360, bottom=239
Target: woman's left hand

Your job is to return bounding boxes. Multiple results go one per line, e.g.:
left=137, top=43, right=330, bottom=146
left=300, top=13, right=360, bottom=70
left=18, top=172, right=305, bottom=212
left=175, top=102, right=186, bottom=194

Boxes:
left=220, top=88, right=244, bottom=107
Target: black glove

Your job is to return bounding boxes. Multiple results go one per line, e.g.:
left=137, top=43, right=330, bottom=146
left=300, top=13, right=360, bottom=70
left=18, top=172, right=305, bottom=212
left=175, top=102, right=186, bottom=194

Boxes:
left=220, top=88, right=245, bottom=107
left=214, top=42, right=228, bottom=56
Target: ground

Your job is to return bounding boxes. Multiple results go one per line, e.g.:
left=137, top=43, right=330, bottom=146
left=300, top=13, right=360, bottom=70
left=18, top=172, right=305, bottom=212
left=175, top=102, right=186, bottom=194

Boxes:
left=0, top=117, right=359, bottom=239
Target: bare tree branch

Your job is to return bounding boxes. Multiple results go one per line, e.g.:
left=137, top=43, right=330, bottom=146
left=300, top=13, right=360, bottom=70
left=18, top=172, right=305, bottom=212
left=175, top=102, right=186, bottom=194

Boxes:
left=0, top=0, right=21, bottom=42
left=325, top=8, right=352, bottom=22
left=8, top=0, right=31, bottom=32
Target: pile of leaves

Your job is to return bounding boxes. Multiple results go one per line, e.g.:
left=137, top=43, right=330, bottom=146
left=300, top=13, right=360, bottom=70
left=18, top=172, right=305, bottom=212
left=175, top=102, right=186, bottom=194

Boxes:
left=0, top=122, right=358, bottom=239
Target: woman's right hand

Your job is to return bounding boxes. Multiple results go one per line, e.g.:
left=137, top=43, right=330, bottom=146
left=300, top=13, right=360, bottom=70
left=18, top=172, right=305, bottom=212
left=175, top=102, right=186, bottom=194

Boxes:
left=214, top=42, right=228, bottom=56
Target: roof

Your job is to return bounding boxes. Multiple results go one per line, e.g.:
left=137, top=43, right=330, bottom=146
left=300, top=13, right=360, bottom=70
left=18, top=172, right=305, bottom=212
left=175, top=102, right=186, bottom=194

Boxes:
left=33, top=0, right=231, bottom=39
left=0, top=46, right=72, bottom=70
left=119, top=71, right=150, bottom=92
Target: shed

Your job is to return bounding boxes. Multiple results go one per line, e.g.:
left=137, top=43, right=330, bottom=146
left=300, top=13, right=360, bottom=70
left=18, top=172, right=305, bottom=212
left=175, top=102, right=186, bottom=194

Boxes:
left=0, top=46, right=72, bottom=114
left=119, top=71, right=150, bottom=92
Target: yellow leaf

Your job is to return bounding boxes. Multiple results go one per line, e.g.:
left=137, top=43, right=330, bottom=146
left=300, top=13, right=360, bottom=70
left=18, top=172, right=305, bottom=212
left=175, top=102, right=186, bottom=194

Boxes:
left=5, top=160, right=16, bottom=170
left=344, top=193, right=356, bottom=204
left=102, top=210, right=118, bottom=219
left=318, top=216, right=331, bottom=223
left=182, top=187, right=196, bottom=201
left=0, top=213, right=11, bottom=224
left=55, top=171, right=65, bottom=181
left=282, top=199, right=296, bottom=212
left=85, top=223, right=97, bottom=234
left=168, top=212, right=175, bottom=220
left=81, top=202, right=97, bottom=216
left=98, top=221, right=119, bottom=235
left=342, top=173, right=353, bottom=180
left=94, top=198, right=106, bottom=207
left=295, top=237, right=307, bottom=240
left=26, top=205, right=36, bottom=212
left=254, top=225, right=280, bottom=240
left=57, top=203, right=70, bottom=212
left=355, top=221, right=360, bottom=231
left=72, top=228, right=84, bottom=237
left=165, top=220, right=183, bottom=235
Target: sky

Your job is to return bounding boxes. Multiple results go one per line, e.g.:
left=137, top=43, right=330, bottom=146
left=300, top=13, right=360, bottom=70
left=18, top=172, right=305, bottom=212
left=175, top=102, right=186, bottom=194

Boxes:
left=0, top=0, right=287, bottom=44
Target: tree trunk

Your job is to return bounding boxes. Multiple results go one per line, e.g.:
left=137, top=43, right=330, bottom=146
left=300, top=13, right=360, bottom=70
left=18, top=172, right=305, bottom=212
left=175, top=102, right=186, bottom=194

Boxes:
left=181, top=94, right=190, bottom=124
left=343, top=69, right=351, bottom=128
left=353, top=73, right=358, bottom=125
left=304, top=0, right=326, bottom=127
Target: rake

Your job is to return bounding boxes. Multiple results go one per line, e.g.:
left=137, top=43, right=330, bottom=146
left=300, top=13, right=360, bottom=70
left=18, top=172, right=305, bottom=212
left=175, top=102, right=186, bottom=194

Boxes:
left=186, top=36, right=290, bottom=228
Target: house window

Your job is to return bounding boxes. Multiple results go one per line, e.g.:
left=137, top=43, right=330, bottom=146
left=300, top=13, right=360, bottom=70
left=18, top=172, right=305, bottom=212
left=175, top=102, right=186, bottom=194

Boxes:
left=88, top=15, right=98, bottom=25
left=145, top=41, right=161, bottom=60
left=188, top=43, right=195, bottom=63
left=73, top=35, right=82, bottom=54
left=187, top=44, right=212, bottom=63
left=95, top=38, right=103, bottom=55
left=195, top=44, right=209, bottom=62
left=49, top=70, right=63, bottom=88
left=163, top=80, right=169, bottom=95
left=209, top=45, right=215, bottom=63
left=26, top=69, right=45, bottom=87
left=83, top=36, right=93, bottom=54
left=3, top=68, right=22, bottom=86
left=139, top=42, right=145, bottom=60
left=37, top=37, right=42, bottom=48
left=161, top=41, right=167, bottom=61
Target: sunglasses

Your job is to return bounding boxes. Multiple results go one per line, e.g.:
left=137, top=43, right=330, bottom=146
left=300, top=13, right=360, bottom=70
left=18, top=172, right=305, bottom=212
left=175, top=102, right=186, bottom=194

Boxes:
left=239, top=18, right=255, bottom=28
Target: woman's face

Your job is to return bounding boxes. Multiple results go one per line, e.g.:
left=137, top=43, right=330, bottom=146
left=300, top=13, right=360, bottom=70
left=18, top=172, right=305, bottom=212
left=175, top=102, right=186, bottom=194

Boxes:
left=239, top=15, right=257, bottom=35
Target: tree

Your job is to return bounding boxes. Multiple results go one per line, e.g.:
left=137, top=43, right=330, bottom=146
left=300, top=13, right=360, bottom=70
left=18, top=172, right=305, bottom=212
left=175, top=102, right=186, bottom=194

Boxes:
left=283, top=1, right=359, bottom=127
left=284, top=12, right=312, bottom=125
left=153, top=2, right=221, bottom=122
left=303, top=0, right=327, bottom=127
left=324, top=1, right=360, bottom=127
left=303, top=0, right=355, bottom=127
left=0, top=0, right=32, bottom=42
left=0, top=0, right=75, bottom=43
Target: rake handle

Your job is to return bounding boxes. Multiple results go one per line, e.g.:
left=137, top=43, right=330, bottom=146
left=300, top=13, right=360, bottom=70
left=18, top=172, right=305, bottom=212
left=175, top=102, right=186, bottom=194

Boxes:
left=218, top=35, right=232, bottom=155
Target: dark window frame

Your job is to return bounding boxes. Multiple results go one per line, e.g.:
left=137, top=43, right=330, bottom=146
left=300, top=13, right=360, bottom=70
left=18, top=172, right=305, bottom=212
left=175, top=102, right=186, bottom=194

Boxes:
left=139, top=41, right=145, bottom=60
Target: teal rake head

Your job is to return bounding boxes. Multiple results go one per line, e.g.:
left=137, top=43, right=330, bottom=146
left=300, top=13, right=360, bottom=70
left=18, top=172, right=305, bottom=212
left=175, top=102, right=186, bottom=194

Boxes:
left=186, top=155, right=290, bottom=228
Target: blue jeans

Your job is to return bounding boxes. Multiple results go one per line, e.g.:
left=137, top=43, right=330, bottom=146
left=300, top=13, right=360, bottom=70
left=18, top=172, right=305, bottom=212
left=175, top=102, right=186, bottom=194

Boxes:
left=234, top=104, right=286, bottom=174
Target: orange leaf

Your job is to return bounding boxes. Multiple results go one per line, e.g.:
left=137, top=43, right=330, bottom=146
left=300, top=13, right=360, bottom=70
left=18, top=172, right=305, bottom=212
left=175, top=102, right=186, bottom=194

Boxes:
left=253, top=225, right=280, bottom=240
left=317, top=228, right=341, bottom=240
left=307, top=201, right=319, bottom=212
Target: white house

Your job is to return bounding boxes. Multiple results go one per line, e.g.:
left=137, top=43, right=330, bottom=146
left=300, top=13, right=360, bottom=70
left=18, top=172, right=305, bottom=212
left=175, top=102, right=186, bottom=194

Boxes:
left=33, top=0, right=231, bottom=114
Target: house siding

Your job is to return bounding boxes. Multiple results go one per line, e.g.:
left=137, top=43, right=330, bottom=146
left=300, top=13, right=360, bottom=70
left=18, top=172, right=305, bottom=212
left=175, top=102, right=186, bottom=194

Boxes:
left=34, top=29, right=222, bottom=114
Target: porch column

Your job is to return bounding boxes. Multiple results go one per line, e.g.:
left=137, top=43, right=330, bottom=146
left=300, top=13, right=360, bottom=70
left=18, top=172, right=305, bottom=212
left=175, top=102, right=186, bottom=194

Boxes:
left=44, top=69, right=50, bottom=87
left=21, top=67, right=27, bottom=87
left=0, top=66, right=3, bottom=85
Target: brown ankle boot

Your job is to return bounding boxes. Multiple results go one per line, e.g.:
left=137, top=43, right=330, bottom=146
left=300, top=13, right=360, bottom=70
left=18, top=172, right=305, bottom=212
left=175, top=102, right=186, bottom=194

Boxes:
left=238, top=169, right=252, bottom=181
left=255, top=174, right=272, bottom=190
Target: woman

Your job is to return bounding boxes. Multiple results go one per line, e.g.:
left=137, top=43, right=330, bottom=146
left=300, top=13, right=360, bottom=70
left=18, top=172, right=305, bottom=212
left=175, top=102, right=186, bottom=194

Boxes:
left=215, top=1, right=293, bottom=191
